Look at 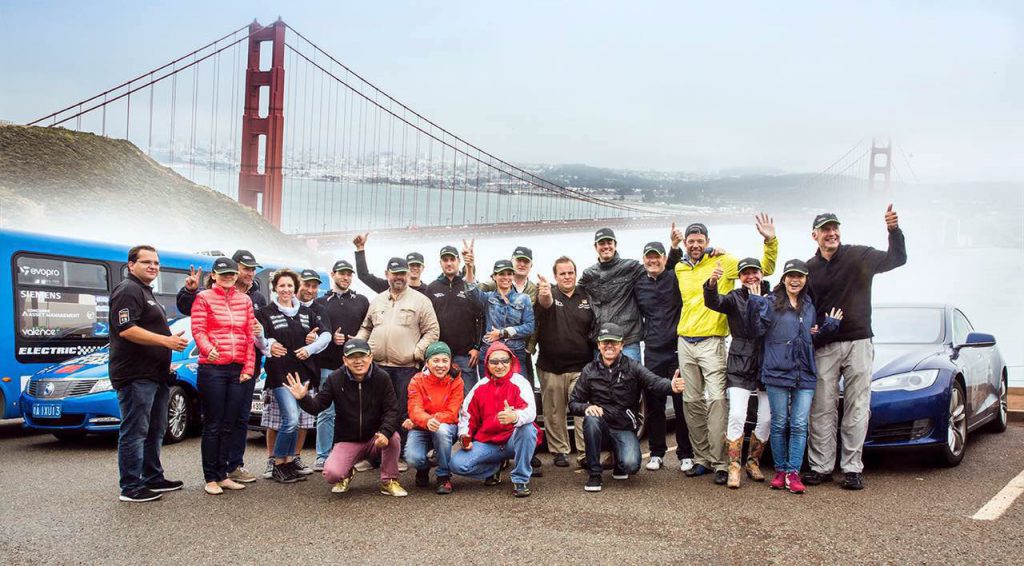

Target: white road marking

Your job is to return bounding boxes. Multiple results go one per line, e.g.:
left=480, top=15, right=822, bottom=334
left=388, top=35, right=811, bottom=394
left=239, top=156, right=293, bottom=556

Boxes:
left=971, top=467, right=1024, bottom=521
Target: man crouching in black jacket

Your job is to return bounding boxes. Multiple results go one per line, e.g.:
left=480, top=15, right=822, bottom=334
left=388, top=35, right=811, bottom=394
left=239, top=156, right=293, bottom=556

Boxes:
left=284, top=339, right=408, bottom=498
left=569, top=323, right=685, bottom=493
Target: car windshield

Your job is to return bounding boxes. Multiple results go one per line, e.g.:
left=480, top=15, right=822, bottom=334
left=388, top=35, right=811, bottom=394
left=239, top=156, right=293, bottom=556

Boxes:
left=872, top=307, right=944, bottom=344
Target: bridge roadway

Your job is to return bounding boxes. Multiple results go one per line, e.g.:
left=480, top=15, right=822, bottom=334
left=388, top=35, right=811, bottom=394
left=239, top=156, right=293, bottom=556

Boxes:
left=1, top=420, right=1022, bottom=563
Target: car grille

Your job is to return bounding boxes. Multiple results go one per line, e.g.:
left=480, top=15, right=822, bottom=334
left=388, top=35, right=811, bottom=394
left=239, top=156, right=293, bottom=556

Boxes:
left=870, top=419, right=934, bottom=443
left=27, top=379, right=99, bottom=399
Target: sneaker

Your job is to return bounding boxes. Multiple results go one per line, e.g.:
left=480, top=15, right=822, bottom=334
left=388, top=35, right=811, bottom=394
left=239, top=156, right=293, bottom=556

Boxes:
left=331, top=477, right=351, bottom=494
left=313, top=456, right=326, bottom=472
left=436, top=477, right=454, bottom=495
left=786, top=472, right=806, bottom=494
left=512, top=482, right=532, bottom=498
left=262, top=457, right=275, bottom=479
left=646, top=456, right=664, bottom=471
left=612, top=469, right=629, bottom=480
left=484, top=468, right=502, bottom=486
left=292, top=456, right=314, bottom=475
left=354, top=459, right=373, bottom=472
left=679, top=458, right=695, bottom=472
left=228, top=467, right=257, bottom=483
left=217, top=478, right=246, bottom=491
left=380, top=479, right=409, bottom=497
left=203, top=482, right=224, bottom=495
left=801, top=471, right=832, bottom=486
left=685, top=464, right=711, bottom=477
left=284, top=461, right=308, bottom=481
left=145, top=479, right=184, bottom=493
left=531, top=455, right=543, bottom=468
left=714, top=470, right=729, bottom=485
left=119, top=488, right=163, bottom=502
left=585, top=474, right=603, bottom=492
left=840, top=472, right=865, bottom=491
left=398, top=460, right=409, bottom=472
left=415, top=468, right=430, bottom=488
left=770, top=471, right=786, bottom=490
left=271, top=463, right=299, bottom=484
left=553, top=453, right=569, bottom=468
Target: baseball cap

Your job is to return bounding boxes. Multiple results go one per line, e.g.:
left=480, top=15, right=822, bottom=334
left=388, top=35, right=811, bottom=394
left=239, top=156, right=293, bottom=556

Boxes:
left=737, top=258, right=762, bottom=274
left=782, top=259, right=810, bottom=276
left=492, top=259, right=514, bottom=274
left=387, top=257, right=409, bottom=273
left=300, top=269, right=322, bottom=283
left=596, top=323, right=625, bottom=342
left=406, top=252, right=425, bottom=266
left=343, top=339, right=371, bottom=357
left=685, top=223, right=709, bottom=238
left=643, top=241, right=666, bottom=256
left=332, top=259, right=354, bottom=273
left=512, top=246, right=533, bottom=262
left=812, top=213, right=840, bottom=230
left=231, top=250, right=261, bottom=268
left=211, top=257, right=239, bottom=275
left=594, top=227, right=616, bottom=244
left=439, top=245, right=459, bottom=259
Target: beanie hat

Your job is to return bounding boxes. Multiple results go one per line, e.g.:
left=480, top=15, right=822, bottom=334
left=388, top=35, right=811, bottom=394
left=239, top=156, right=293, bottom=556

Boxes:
left=425, top=341, right=452, bottom=360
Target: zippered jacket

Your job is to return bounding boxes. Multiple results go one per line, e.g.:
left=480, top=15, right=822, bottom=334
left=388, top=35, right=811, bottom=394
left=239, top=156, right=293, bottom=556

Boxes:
left=578, top=254, right=645, bottom=345
left=356, top=288, right=441, bottom=367
left=569, top=354, right=674, bottom=431
left=747, top=293, right=840, bottom=390
left=316, top=289, right=370, bottom=370
left=191, top=286, right=256, bottom=376
left=408, top=366, right=465, bottom=429
left=458, top=342, right=537, bottom=444
left=703, top=280, right=771, bottom=391
left=427, top=275, right=483, bottom=357
left=297, top=364, right=400, bottom=443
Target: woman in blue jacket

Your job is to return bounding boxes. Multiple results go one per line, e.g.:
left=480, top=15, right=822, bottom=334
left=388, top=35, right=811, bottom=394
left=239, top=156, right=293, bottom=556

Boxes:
left=468, top=259, right=536, bottom=375
left=747, top=259, right=842, bottom=494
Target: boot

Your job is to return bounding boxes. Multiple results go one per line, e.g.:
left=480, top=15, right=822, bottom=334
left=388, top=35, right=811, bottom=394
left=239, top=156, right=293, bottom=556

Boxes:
left=726, top=437, right=742, bottom=489
left=745, top=433, right=767, bottom=482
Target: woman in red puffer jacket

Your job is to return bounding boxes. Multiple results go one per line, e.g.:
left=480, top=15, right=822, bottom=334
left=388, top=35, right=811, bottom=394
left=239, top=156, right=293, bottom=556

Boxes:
left=191, top=257, right=257, bottom=495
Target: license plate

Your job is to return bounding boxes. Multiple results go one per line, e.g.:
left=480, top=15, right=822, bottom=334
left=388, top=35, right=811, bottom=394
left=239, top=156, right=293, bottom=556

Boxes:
left=251, top=400, right=264, bottom=414
left=32, top=403, right=62, bottom=419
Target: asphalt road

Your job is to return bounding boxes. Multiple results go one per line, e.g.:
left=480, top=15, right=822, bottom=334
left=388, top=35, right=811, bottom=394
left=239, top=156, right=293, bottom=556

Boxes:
left=1, top=421, right=1022, bottom=564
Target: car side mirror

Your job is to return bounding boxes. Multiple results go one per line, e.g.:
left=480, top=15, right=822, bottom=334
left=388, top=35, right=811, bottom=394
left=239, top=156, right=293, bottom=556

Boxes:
left=954, top=332, right=996, bottom=358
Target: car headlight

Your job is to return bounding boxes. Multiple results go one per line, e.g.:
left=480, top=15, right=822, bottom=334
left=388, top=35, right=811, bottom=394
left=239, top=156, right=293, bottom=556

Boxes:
left=871, top=370, right=940, bottom=392
left=90, top=379, right=113, bottom=394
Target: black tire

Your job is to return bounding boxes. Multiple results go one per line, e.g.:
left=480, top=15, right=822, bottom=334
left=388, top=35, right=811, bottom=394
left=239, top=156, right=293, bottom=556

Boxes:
left=52, top=430, right=87, bottom=442
left=935, top=381, right=967, bottom=467
left=985, top=375, right=1008, bottom=434
left=163, top=385, right=190, bottom=444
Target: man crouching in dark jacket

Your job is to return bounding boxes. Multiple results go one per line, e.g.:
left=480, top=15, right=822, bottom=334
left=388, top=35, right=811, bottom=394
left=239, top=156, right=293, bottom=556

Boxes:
left=569, top=323, right=685, bottom=493
left=284, top=339, right=407, bottom=497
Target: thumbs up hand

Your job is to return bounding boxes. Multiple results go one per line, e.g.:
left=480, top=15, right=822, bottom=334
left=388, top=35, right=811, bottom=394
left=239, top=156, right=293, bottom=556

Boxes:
left=670, top=221, right=683, bottom=248
left=305, top=327, right=320, bottom=345
left=167, top=330, right=189, bottom=352
left=708, top=260, right=724, bottom=286
left=497, top=399, right=518, bottom=425
left=537, top=274, right=551, bottom=296
left=884, top=203, right=899, bottom=231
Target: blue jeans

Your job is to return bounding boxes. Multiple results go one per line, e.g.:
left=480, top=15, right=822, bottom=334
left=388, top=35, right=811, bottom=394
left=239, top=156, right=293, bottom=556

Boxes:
left=766, top=385, right=815, bottom=473
left=453, top=354, right=479, bottom=395
left=582, top=415, right=641, bottom=476
left=450, top=424, right=537, bottom=484
left=380, top=366, right=419, bottom=455
left=225, top=373, right=257, bottom=472
left=116, top=379, right=169, bottom=494
left=198, top=364, right=246, bottom=482
left=271, top=386, right=300, bottom=459
left=315, top=368, right=335, bottom=461
left=405, top=424, right=457, bottom=477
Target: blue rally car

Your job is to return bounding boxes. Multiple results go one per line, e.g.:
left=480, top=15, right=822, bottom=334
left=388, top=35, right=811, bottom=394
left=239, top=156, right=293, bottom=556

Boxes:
left=862, top=304, right=1008, bottom=466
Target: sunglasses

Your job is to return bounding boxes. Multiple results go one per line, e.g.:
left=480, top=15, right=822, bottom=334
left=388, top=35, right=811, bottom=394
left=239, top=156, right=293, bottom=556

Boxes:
left=488, top=357, right=512, bottom=365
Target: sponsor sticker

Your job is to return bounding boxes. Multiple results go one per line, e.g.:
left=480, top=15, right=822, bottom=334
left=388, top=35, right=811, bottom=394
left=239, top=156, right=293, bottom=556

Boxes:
left=118, top=308, right=130, bottom=326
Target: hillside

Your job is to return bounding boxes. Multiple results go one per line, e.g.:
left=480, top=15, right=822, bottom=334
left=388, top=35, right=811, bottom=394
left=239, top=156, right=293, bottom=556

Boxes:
left=0, top=125, right=310, bottom=262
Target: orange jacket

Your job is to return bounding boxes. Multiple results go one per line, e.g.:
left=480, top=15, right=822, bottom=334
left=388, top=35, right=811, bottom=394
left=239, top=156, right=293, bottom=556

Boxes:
left=407, top=367, right=465, bottom=429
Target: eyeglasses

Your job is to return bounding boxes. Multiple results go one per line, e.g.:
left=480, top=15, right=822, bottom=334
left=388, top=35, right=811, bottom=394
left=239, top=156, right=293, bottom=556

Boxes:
left=488, top=357, right=511, bottom=365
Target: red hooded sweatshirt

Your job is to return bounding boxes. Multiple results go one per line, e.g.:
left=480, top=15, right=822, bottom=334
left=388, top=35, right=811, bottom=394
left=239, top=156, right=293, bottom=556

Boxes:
left=458, top=342, right=537, bottom=445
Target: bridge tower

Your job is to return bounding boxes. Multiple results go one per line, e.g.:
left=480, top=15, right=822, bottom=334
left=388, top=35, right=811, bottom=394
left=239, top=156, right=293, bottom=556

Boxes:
left=869, top=137, right=892, bottom=191
left=237, top=19, right=286, bottom=227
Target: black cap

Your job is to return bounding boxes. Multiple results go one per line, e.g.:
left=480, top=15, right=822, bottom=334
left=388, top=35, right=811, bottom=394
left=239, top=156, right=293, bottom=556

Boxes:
left=597, top=323, right=625, bottom=342
left=211, top=257, right=239, bottom=275
left=737, top=258, right=762, bottom=273
left=685, top=223, right=709, bottom=238
left=387, top=258, right=409, bottom=273
left=439, top=245, right=459, bottom=259
left=406, top=252, right=425, bottom=266
left=343, top=339, right=371, bottom=357
left=512, top=246, right=533, bottom=262
left=782, top=259, right=809, bottom=276
left=231, top=250, right=261, bottom=268
left=492, top=259, right=514, bottom=275
left=812, top=212, right=840, bottom=230
left=594, top=227, right=616, bottom=244
left=643, top=241, right=666, bottom=256
left=300, top=269, right=322, bottom=283
left=332, top=259, right=354, bottom=273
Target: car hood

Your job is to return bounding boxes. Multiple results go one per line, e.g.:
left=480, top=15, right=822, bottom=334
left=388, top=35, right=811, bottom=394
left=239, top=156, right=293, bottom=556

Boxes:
left=33, top=350, right=114, bottom=380
left=871, top=344, right=945, bottom=379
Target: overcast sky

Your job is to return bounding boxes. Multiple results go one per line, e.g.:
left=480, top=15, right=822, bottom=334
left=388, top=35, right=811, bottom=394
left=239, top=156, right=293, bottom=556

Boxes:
left=2, top=0, right=1022, bottom=183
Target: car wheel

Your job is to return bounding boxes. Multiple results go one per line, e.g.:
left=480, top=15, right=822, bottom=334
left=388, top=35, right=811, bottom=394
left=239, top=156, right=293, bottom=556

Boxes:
left=985, top=376, right=1008, bottom=434
left=936, top=381, right=967, bottom=467
left=52, top=430, right=86, bottom=442
left=164, top=385, right=190, bottom=444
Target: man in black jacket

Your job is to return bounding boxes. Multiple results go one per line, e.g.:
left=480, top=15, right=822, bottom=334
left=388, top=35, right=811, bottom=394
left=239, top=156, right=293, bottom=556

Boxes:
left=285, top=339, right=407, bottom=497
left=578, top=228, right=647, bottom=361
left=802, top=206, right=907, bottom=491
left=427, top=245, right=483, bottom=394
left=569, top=324, right=685, bottom=492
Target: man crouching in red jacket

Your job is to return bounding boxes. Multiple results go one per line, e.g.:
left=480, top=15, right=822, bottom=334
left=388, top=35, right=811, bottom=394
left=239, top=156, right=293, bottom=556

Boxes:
left=451, top=341, right=538, bottom=498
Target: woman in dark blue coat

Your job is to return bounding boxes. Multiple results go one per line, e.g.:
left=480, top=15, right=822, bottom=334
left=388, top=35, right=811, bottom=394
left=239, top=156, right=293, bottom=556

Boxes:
left=747, top=259, right=842, bottom=494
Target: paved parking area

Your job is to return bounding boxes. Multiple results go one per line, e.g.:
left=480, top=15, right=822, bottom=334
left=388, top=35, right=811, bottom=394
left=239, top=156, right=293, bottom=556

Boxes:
left=1, top=420, right=1022, bottom=564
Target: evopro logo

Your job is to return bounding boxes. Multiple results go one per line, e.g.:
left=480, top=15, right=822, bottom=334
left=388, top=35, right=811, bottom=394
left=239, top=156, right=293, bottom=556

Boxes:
left=19, top=265, right=62, bottom=278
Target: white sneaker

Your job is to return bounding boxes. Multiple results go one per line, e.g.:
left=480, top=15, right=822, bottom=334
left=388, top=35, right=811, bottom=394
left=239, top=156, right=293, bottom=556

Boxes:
left=353, top=459, right=373, bottom=472
left=645, top=456, right=664, bottom=471
left=679, top=458, right=695, bottom=472
left=398, top=459, right=409, bottom=472
left=262, top=457, right=274, bottom=479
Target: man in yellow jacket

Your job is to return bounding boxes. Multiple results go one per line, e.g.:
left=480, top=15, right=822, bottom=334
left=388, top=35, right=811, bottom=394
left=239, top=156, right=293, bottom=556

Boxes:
left=674, top=214, right=777, bottom=485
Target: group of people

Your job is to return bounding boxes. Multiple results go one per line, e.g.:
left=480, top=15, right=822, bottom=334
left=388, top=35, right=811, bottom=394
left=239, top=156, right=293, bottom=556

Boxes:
left=107, top=205, right=906, bottom=502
